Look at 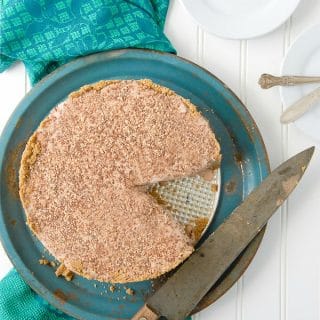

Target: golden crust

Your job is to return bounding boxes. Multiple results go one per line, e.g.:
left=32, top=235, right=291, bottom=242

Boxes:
left=69, top=248, right=192, bottom=283
left=69, top=79, right=198, bottom=115
left=19, top=133, right=41, bottom=207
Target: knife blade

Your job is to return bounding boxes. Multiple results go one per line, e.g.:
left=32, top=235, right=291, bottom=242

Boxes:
left=132, top=146, right=314, bottom=320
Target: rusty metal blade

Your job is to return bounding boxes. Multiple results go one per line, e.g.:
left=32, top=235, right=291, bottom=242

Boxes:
left=144, top=147, right=314, bottom=320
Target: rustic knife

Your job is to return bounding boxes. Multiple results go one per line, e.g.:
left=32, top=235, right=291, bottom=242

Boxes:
left=132, top=146, right=314, bottom=320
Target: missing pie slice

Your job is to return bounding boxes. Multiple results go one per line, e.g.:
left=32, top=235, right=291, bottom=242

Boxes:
left=19, top=79, right=221, bottom=283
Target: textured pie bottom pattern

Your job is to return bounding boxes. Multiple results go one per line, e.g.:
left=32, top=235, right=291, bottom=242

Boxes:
left=150, top=169, right=220, bottom=241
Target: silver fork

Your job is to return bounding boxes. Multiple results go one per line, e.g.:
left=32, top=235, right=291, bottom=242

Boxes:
left=259, top=73, right=320, bottom=89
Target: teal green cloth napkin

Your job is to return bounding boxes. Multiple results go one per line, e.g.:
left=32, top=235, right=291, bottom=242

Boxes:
left=0, top=270, right=74, bottom=319
left=0, top=0, right=176, bottom=319
left=0, top=0, right=175, bottom=85
left=0, top=272, right=192, bottom=320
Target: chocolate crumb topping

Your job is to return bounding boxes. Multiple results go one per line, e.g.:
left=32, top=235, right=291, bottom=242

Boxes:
left=20, top=80, right=220, bottom=283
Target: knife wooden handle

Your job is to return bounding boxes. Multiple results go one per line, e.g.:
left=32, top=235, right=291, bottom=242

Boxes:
left=131, top=304, right=160, bottom=320
left=280, top=86, right=320, bottom=123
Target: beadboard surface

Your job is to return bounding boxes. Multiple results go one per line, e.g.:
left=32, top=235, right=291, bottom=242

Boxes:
left=1, top=1, right=320, bottom=319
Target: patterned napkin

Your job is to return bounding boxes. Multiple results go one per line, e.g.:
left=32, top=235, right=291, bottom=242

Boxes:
left=0, top=1, right=175, bottom=319
left=0, top=270, right=73, bottom=319
left=0, top=0, right=175, bottom=85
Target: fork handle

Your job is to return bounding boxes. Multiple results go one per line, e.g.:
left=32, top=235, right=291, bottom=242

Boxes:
left=259, top=74, right=320, bottom=89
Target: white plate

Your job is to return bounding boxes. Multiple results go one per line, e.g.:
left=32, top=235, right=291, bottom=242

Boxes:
left=180, top=0, right=300, bottom=40
left=280, top=24, right=320, bottom=141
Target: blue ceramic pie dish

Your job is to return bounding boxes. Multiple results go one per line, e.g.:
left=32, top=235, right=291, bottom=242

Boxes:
left=0, top=49, right=269, bottom=320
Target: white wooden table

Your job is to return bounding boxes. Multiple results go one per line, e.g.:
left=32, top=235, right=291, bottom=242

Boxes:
left=1, top=1, right=320, bottom=319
